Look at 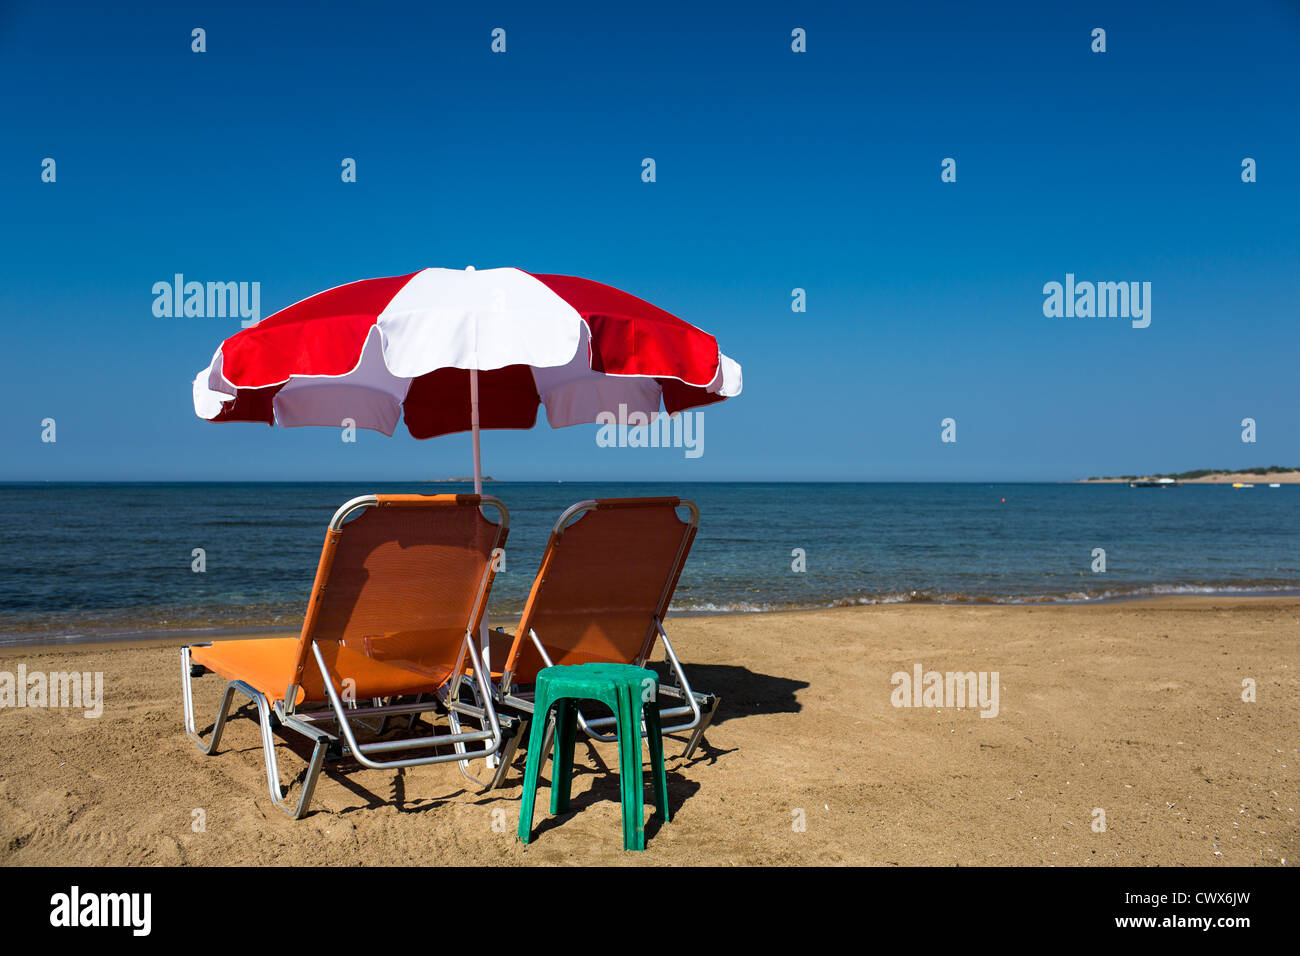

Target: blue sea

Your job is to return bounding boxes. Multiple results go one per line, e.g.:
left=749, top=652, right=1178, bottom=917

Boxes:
left=0, top=481, right=1296, bottom=645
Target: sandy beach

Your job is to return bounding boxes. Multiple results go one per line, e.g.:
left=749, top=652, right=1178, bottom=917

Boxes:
left=1, top=597, right=1295, bottom=867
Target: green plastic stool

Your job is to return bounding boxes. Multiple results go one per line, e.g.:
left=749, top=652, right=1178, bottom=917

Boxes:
left=517, top=662, right=670, bottom=851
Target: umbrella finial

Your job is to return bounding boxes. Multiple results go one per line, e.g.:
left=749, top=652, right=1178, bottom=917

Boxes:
left=466, top=265, right=475, bottom=271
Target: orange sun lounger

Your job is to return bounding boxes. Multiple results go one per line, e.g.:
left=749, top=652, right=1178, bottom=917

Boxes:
left=181, top=494, right=512, bottom=818
left=482, top=497, right=719, bottom=784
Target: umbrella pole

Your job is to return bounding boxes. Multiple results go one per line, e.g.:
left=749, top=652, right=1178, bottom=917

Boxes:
left=470, top=367, right=483, bottom=495
left=469, top=366, right=493, bottom=725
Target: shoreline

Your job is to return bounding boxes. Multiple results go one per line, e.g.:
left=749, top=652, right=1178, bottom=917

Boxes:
left=3, top=591, right=1300, bottom=654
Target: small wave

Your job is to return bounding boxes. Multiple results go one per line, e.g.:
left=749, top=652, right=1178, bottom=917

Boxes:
left=668, top=582, right=1300, bottom=614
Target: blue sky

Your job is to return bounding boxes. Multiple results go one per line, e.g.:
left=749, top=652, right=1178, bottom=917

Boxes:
left=1, top=0, right=1297, bottom=481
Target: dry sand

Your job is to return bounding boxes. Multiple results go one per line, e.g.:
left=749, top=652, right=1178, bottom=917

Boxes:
left=1, top=597, right=1296, bottom=866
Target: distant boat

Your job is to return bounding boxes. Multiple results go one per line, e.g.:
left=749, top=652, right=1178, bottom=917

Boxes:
left=1268, top=483, right=1281, bottom=488
left=1129, top=478, right=1180, bottom=488
left=1232, top=482, right=1254, bottom=488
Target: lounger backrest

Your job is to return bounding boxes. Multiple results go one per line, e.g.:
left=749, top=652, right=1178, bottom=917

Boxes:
left=288, top=494, right=508, bottom=704
left=502, top=497, right=697, bottom=687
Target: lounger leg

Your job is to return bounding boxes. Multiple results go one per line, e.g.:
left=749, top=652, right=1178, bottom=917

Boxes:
left=457, top=711, right=523, bottom=791
left=289, top=738, right=328, bottom=820
left=487, top=718, right=524, bottom=791
left=192, top=683, right=238, bottom=754
left=248, top=692, right=332, bottom=819
left=406, top=693, right=426, bottom=730
left=446, top=670, right=518, bottom=790
left=682, top=694, right=720, bottom=759
left=181, top=648, right=239, bottom=755
left=539, top=709, right=558, bottom=768
left=447, top=704, right=473, bottom=778
left=250, top=690, right=294, bottom=816
left=185, top=654, right=325, bottom=820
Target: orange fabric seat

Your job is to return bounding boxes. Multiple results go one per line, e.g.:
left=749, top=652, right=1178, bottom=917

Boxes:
left=191, top=637, right=454, bottom=705
left=182, top=493, right=511, bottom=819
left=496, top=498, right=698, bottom=690
left=483, top=497, right=718, bottom=766
left=191, top=495, right=503, bottom=707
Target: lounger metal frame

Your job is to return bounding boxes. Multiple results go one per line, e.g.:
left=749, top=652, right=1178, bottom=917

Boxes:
left=487, top=499, right=720, bottom=785
left=181, top=494, right=516, bottom=818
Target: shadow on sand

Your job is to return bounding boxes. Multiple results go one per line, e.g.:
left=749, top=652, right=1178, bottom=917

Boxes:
left=209, top=660, right=807, bottom=819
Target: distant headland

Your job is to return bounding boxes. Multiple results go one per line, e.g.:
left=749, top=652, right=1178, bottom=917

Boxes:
left=1080, top=466, right=1300, bottom=484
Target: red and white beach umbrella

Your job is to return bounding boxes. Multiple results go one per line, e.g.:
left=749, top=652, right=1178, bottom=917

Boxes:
left=192, top=267, right=743, bottom=488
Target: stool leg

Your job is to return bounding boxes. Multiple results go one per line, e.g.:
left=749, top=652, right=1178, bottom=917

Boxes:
left=618, top=684, right=646, bottom=851
left=551, top=698, right=578, bottom=815
left=517, top=693, right=552, bottom=844
left=614, top=686, right=633, bottom=850
left=645, top=701, right=670, bottom=823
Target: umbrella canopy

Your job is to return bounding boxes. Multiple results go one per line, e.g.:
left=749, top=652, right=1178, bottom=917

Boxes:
left=193, top=267, right=742, bottom=446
